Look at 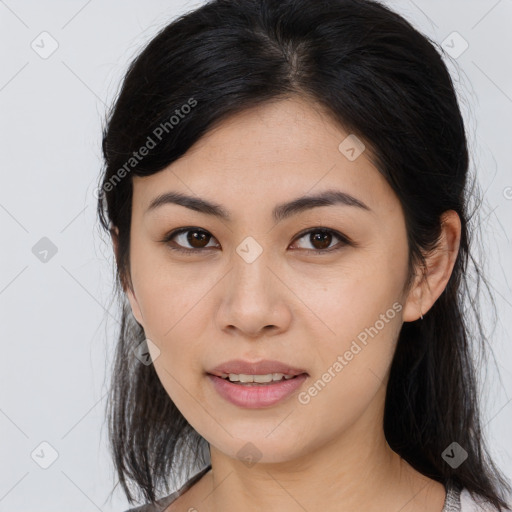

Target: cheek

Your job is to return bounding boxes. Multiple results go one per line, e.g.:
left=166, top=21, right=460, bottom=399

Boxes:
left=295, top=303, right=402, bottom=444
left=130, top=243, right=212, bottom=337
left=295, top=244, right=407, bottom=409
left=128, top=249, right=213, bottom=403
left=136, top=270, right=208, bottom=414
left=300, top=245, right=406, bottom=345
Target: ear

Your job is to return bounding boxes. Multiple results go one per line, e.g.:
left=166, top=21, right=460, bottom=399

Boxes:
left=110, top=223, right=145, bottom=327
left=110, top=223, right=121, bottom=269
left=402, top=210, right=461, bottom=322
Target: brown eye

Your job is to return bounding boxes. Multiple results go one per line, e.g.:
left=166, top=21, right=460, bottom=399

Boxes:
left=309, top=231, right=333, bottom=250
left=163, top=228, right=218, bottom=253
left=291, top=228, right=350, bottom=253
left=186, top=230, right=211, bottom=248
left=162, top=226, right=351, bottom=255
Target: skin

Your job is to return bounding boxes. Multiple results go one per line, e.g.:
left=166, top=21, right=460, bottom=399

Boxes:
left=113, top=97, right=461, bottom=512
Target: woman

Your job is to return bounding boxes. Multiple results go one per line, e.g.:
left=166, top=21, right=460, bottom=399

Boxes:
left=96, top=0, right=512, bottom=510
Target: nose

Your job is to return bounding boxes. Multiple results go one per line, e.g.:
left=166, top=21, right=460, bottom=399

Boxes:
left=215, top=254, right=292, bottom=339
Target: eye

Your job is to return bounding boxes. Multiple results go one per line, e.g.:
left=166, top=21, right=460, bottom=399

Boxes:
left=290, top=227, right=350, bottom=253
left=161, top=227, right=351, bottom=254
left=162, top=227, right=219, bottom=253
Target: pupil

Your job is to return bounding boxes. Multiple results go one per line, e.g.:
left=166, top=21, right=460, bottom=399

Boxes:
left=188, top=230, right=209, bottom=248
left=311, top=231, right=331, bottom=250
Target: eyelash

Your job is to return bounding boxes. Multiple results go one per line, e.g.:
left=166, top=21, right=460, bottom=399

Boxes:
left=160, top=226, right=352, bottom=255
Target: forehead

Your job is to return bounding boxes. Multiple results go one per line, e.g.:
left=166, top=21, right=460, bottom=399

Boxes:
left=180, top=97, right=370, bottom=172
left=131, top=97, right=395, bottom=217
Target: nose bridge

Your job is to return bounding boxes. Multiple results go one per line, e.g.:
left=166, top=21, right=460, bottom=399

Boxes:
left=230, top=240, right=275, bottom=305
left=216, top=237, right=288, bottom=335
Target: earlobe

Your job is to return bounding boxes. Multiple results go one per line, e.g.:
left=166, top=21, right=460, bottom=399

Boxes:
left=402, top=268, right=426, bottom=322
left=110, top=224, right=127, bottom=293
left=126, top=286, right=145, bottom=327
left=402, top=210, right=461, bottom=322
left=110, top=223, right=145, bottom=327
left=110, top=223, right=120, bottom=266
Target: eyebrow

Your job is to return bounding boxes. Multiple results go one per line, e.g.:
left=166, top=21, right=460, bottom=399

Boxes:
left=145, top=188, right=371, bottom=223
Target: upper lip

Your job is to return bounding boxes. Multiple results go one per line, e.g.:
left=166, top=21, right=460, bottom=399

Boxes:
left=208, top=359, right=308, bottom=377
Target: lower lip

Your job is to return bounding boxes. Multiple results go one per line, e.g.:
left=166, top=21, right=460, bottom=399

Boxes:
left=207, top=373, right=308, bottom=408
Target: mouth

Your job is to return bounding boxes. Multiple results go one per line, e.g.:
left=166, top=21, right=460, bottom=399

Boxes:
left=207, top=359, right=308, bottom=379
left=211, top=372, right=306, bottom=385
left=206, top=359, right=309, bottom=407
left=206, top=372, right=309, bottom=409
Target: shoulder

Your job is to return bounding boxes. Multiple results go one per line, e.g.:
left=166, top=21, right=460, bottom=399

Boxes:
left=461, top=488, right=512, bottom=511
left=122, top=491, right=178, bottom=512
left=443, top=483, right=511, bottom=512
left=121, top=465, right=212, bottom=512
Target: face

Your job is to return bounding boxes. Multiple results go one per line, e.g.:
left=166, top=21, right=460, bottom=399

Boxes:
left=124, top=97, right=414, bottom=465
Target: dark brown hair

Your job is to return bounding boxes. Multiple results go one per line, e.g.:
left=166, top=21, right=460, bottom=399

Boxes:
left=97, top=0, right=511, bottom=508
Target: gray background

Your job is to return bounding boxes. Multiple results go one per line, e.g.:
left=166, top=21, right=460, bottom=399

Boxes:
left=0, top=0, right=511, bottom=510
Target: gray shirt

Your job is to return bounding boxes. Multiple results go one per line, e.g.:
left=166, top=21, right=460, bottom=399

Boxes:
left=123, top=465, right=504, bottom=511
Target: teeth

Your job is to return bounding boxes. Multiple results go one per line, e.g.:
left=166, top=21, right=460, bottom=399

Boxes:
left=219, top=373, right=297, bottom=382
